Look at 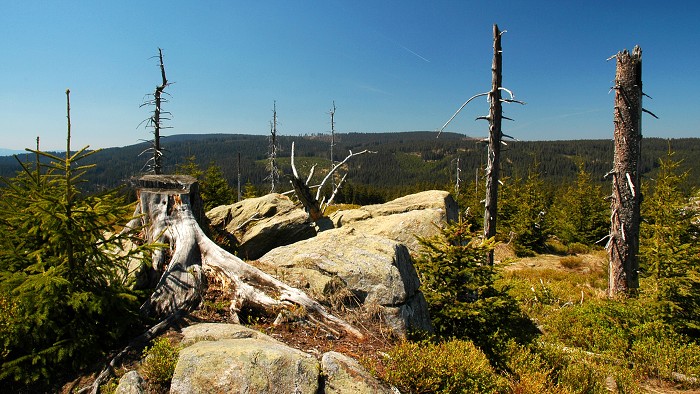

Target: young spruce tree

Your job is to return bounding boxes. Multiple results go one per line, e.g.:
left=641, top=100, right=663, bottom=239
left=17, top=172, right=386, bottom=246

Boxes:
left=415, top=220, right=537, bottom=366
left=0, top=91, right=151, bottom=388
left=640, top=152, right=700, bottom=338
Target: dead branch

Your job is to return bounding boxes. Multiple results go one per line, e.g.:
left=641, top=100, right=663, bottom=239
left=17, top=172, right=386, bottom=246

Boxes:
left=289, top=142, right=373, bottom=221
left=438, top=92, right=490, bottom=135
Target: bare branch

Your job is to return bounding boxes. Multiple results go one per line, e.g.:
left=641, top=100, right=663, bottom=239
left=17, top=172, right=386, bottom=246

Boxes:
left=290, top=141, right=300, bottom=179
left=306, top=164, right=316, bottom=185
left=315, top=149, right=374, bottom=202
left=498, top=87, right=515, bottom=99
left=324, top=173, right=348, bottom=211
left=642, top=108, right=659, bottom=119
left=438, top=92, right=490, bottom=136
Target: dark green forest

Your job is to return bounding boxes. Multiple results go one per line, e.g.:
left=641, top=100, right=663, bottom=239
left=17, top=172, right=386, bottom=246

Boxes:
left=2, top=132, right=700, bottom=205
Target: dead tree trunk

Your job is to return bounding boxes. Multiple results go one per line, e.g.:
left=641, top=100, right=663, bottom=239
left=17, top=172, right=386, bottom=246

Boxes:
left=483, top=24, right=504, bottom=266
left=268, top=101, right=280, bottom=193
left=152, top=48, right=168, bottom=175
left=607, top=46, right=643, bottom=297
left=139, top=48, right=170, bottom=175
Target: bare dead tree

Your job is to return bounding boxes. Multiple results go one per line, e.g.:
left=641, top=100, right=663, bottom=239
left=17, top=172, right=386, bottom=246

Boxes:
left=439, top=24, right=524, bottom=265
left=237, top=151, right=242, bottom=202
left=329, top=101, right=336, bottom=191
left=289, top=142, right=373, bottom=222
left=268, top=101, right=280, bottom=192
left=483, top=25, right=505, bottom=266
left=139, top=48, right=172, bottom=175
left=453, top=157, right=462, bottom=197
left=605, top=46, right=656, bottom=297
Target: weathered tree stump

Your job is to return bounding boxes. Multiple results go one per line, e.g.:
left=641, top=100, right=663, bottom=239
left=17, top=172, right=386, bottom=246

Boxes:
left=129, top=175, right=361, bottom=337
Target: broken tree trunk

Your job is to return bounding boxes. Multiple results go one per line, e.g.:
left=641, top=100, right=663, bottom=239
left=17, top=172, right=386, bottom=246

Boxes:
left=483, top=24, right=504, bottom=266
left=130, top=174, right=361, bottom=336
left=289, top=141, right=372, bottom=223
left=607, top=46, right=643, bottom=297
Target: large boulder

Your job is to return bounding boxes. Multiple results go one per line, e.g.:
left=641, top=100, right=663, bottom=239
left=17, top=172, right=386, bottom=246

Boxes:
left=207, top=193, right=316, bottom=260
left=321, top=351, right=393, bottom=394
left=330, top=190, right=458, bottom=225
left=329, top=190, right=458, bottom=254
left=170, top=324, right=394, bottom=393
left=171, top=334, right=320, bottom=394
left=258, top=227, right=432, bottom=336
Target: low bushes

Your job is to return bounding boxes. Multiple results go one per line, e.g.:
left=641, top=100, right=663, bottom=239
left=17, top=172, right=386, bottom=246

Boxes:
left=382, top=339, right=506, bottom=394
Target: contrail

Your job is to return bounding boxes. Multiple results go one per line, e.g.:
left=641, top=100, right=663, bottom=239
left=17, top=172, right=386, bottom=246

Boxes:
left=399, top=44, right=431, bottom=63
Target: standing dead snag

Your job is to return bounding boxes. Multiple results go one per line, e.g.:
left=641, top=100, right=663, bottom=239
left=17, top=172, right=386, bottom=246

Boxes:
left=268, top=101, right=280, bottom=193
left=140, top=48, right=171, bottom=174
left=439, top=24, right=523, bottom=265
left=483, top=24, right=504, bottom=266
left=607, top=46, right=648, bottom=297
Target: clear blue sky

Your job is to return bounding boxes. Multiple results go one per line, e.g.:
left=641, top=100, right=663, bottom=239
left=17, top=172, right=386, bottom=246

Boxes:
left=1, top=1, right=698, bottom=151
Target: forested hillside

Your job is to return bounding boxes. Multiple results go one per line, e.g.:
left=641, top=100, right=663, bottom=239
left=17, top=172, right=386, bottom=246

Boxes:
left=2, top=132, right=700, bottom=203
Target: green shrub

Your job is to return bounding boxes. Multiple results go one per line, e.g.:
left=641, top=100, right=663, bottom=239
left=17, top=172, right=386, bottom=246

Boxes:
left=507, top=341, right=640, bottom=394
left=629, top=320, right=700, bottom=383
left=383, top=339, right=506, bottom=394
left=545, top=238, right=569, bottom=255
left=543, top=299, right=648, bottom=355
left=415, top=221, right=538, bottom=365
left=640, top=152, right=700, bottom=338
left=141, top=337, right=181, bottom=384
left=560, top=255, right=584, bottom=269
left=0, top=133, right=152, bottom=387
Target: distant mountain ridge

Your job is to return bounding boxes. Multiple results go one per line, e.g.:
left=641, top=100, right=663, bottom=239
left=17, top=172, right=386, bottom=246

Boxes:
left=0, top=148, right=25, bottom=157
left=1, top=132, right=699, bottom=203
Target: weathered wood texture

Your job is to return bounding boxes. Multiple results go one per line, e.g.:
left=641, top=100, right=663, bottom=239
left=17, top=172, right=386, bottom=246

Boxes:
left=483, top=24, right=503, bottom=265
left=608, top=46, right=643, bottom=297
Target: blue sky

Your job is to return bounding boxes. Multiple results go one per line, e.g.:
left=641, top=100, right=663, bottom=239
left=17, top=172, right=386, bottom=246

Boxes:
left=1, top=1, right=698, bottom=151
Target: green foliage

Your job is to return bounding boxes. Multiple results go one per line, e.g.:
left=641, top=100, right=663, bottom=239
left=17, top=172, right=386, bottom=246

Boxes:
left=499, top=169, right=553, bottom=256
left=550, top=164, right=609, bottom=246
left=242, top=180, right=260, bottom=199
left=176, top=156, right=234, bottom=210
left=544, top=298, right=648, bottom=355
left=506, top=341, right=616, bottom=394
left=414, top=221, right=538, bottom=365
left=141, top=337, right=180, bottom=384
left=628, top=320, right=700, bottom=381
left=639, top=151, right=700, bottom=338
left=0, top=146, right=150, bottom=387
left=382, top=339, right=506, bottom=394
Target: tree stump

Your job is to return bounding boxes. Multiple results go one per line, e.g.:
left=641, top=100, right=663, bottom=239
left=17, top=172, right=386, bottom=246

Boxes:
left=129, top=174, right=361, bottom=336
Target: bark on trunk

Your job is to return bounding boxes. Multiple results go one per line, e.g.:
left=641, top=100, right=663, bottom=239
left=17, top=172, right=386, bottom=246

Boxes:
left=607, top=46, right=643, bottom=297
left=483, top=24, right=503, bottom=265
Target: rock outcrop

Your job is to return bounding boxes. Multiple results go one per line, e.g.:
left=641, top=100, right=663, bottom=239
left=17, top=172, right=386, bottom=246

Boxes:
left=329, top=190, right=457, bottom=254
left=115, top=370, right=145, bottom=394
left=258, top=227, right=433, bottom=336
left=169, top=323, right=390, bottom=394
left=207, top=193, right=316, bottom=260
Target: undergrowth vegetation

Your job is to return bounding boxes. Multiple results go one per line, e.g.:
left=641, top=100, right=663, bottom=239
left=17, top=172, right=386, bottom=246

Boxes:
left=378, top=161, right=700, bottom=393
